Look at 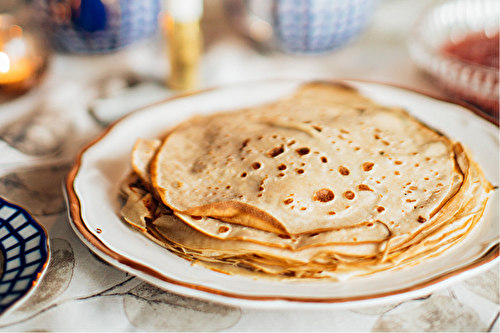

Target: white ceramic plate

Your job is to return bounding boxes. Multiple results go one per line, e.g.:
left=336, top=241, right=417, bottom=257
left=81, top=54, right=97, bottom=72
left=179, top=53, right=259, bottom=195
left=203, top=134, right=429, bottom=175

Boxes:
left=65, top=79, right=499, bottom=308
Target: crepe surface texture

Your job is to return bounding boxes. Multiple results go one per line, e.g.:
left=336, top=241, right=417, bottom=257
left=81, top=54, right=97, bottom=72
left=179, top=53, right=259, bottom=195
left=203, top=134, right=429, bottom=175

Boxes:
left=120, top=82, right=493, bottom=280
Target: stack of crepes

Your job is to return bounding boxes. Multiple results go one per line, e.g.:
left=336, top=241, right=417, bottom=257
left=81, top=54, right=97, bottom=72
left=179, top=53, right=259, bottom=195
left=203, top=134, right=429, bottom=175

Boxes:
left=120, top=82, right=493, bottom=280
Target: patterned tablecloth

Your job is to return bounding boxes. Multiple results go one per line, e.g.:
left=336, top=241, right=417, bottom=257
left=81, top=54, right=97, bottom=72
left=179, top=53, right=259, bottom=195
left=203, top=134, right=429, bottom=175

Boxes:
left=0, top=0, right=498, bottom=331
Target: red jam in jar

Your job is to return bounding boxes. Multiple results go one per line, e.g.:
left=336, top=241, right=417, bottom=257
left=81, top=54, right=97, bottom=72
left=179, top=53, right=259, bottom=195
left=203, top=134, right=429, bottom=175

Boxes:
left=442, top=32, right=499, bottom=69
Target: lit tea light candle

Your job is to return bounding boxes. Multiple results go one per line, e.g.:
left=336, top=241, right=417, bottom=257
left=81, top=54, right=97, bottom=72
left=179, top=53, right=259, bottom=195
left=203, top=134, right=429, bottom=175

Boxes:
left=0, top=15, right=48, bottom=94
left=0, top=32, right=34, bottom=84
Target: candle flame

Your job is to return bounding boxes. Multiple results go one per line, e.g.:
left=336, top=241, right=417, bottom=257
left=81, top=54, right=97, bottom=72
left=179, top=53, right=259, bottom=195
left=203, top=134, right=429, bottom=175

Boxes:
left=0, top=52, right=10, bottom=73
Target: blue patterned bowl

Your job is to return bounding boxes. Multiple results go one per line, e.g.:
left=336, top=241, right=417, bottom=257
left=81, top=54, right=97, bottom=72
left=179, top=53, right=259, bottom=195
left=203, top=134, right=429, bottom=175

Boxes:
left=274, top=0, right=378, bottom=54
left=225, top=0, right=378, bottom=54
left=35, top=0, right=161, bottom=53
left=0, top=197, right=49, bottom=314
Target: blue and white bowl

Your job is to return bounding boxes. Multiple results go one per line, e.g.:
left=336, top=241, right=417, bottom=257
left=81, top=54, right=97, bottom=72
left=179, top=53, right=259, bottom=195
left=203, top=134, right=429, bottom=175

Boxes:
left=274, top=0, right=378, bottom=54
left=225, top=0, right=378, bottom=54
left=0, top=197, right=49, bottom=314
left=35, top=0, right=161, bottom=53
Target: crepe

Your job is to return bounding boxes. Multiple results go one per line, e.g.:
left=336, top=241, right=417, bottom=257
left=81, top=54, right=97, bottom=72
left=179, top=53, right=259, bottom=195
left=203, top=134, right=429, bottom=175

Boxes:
left=119, top=82, right=493, bottom=280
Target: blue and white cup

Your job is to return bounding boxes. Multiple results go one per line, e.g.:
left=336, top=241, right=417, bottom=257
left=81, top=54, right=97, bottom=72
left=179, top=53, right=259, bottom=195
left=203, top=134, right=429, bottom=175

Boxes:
left=274, top=0, right=378, bottom=54
left=226, top=0, right=378, bottom=54
left=34, top=0, right=161, bottom=53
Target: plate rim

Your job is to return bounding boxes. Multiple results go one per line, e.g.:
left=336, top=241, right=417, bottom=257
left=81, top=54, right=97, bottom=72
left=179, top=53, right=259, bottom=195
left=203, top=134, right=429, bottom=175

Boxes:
left=64, top=78, right=499, bottom=306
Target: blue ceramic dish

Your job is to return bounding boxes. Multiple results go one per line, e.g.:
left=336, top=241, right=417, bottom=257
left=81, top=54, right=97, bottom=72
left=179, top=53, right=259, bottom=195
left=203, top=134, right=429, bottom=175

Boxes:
left=225, top=0, right=378, bottom=55
left=273, top=0, right=378, bottom=54
left=35, top=0, right=161, bottom=53
left=0, top=197, right=49, bottom=314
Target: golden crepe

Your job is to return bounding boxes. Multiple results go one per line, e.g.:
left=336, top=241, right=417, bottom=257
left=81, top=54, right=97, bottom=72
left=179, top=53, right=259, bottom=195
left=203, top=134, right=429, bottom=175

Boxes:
left=119, top=82, right=493, bottom=280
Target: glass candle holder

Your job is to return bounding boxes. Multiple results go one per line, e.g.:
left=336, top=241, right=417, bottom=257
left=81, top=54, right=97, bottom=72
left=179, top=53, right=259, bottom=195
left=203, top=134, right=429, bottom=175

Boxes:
left=0, top=13, right=50, bottom=96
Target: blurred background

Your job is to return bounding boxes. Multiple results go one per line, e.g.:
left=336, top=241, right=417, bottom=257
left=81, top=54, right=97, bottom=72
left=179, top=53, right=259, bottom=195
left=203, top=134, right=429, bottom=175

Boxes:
left=0, top=0, right=496, bottom=182
left=0, top=0, right=497, bottom=193
left=0, top=0, right=497, bottom=123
